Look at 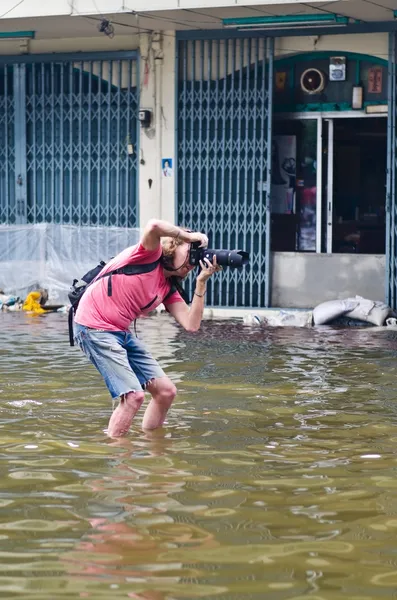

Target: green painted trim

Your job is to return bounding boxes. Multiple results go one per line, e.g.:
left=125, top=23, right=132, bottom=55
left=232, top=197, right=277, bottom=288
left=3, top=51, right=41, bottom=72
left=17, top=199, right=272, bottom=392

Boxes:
left=275, top=50, right=387, bottom=67
left=274, top=102, right=351, bottom=112
left=274, top=51, right=387, bottom=113
left=274, top=100, right=388, bottom=113
left=356, top=60, right=361, bottom=85
left=290, top=65, right=294, bottom=90
left=178, top=21, right=397, bottom=40
left=0, top=31, right=35, bottom=39
left=223, top=14, right=348, bottom=27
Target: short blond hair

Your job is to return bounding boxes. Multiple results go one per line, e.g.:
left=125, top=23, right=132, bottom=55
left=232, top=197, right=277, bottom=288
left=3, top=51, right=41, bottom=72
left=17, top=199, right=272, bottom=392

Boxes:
left=161, top=228, right=190, bottom=260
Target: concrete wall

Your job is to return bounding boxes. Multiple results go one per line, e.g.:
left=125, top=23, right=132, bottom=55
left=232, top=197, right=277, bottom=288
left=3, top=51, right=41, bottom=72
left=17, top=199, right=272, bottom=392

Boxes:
left=275, top=32, right=388, bottom=61
left=271, top=252, right=386, bottom=308
left=0, top=34, right=139, bottom=56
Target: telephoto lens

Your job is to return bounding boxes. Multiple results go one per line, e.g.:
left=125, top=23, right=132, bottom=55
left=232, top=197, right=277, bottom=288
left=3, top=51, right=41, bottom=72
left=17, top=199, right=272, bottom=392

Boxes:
left=189, top=242, right=249, bottom=268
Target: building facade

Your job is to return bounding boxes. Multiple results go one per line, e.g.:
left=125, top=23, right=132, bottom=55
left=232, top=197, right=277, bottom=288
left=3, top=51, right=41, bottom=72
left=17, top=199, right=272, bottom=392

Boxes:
left=0, top=1, right=397, bottom=311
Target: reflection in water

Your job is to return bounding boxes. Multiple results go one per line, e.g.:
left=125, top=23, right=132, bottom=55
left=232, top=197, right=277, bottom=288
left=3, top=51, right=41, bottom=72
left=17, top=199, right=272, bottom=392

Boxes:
left=1, top=312, right=397, bottom=598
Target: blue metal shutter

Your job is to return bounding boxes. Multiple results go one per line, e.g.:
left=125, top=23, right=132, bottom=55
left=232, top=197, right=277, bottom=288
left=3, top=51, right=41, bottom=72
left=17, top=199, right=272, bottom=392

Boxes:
left=0, top=53, right=139, bottom=228
left=0, top=66, right=17, bottom=223
left=177, top=37, right=274, bottom=308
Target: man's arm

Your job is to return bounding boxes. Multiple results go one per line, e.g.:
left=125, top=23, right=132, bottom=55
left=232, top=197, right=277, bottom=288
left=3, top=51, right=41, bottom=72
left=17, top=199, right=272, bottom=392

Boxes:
left=141, top=219, right=207, bottom=251
left=166, top=257, right=220, bottom=332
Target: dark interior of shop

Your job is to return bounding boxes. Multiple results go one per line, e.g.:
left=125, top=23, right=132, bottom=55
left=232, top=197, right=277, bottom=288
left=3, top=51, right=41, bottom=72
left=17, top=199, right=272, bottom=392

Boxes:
left=331, top=117, right=386, bottom=254
left=270, top=116, right=387, bottom=254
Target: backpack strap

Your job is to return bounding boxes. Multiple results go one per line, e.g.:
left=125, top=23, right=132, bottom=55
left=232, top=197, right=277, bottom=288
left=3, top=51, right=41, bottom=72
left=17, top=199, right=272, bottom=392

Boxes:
left=68, top=306, right=75, bottom=347
left=98, top=259, right=161, bottom=297
left=164, top=276, right=190, bottom=305
left=164, top=283, right=176, bottom=303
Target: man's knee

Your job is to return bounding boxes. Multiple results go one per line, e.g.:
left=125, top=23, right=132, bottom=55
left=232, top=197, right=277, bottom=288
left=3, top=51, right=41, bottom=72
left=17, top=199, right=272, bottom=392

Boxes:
left=153, top=380, right=177, bottom=407
left=123, top=390, right=145, bottom=409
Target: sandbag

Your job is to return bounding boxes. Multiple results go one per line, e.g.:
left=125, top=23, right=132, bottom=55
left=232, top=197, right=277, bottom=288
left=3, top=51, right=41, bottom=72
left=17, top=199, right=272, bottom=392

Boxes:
left=243, top=310, right=313, bottom=327
left=263, top=310, right=313, bottom=328
left=345, top=296, right=391, bottom=327
left=313, top=299, right=359, bottom=325
left=243, top=314, right=262, bottom=326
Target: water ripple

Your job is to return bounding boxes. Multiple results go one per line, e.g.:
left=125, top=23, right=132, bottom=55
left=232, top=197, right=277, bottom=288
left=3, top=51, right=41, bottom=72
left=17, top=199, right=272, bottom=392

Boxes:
left=0, top=313, right=397, bottom=598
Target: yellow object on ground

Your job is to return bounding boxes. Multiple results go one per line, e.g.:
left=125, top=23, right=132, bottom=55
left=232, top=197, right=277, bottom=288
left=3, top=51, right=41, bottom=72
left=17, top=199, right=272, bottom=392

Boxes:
left=22, top=292, right=46, bottom=314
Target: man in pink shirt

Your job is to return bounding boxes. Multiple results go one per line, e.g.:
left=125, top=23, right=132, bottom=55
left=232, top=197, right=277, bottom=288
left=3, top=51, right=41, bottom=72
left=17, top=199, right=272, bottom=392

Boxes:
left=74, top=219, right=221, bottom=438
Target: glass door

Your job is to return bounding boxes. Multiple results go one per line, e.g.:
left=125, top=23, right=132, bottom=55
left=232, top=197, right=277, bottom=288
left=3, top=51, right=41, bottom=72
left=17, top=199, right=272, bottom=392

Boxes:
left=271, top=116, right=322, bottom=253
left=272, top=113, right=387, bottom=255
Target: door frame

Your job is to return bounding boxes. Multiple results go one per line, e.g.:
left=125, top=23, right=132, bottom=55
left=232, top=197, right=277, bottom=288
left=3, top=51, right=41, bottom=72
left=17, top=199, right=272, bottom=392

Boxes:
left=275, top=110, right=387, bottom=254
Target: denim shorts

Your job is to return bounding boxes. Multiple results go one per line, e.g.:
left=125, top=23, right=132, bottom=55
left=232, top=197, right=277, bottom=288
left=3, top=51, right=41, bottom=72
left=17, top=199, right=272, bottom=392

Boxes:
left=74, top=323, right=165, bottom=399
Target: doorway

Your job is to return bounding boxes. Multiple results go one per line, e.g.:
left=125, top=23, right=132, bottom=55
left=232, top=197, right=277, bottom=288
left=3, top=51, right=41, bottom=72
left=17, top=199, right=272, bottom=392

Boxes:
left=271, top=114, right=387, bottom=255
left=327, top=117, right=386, bottom=254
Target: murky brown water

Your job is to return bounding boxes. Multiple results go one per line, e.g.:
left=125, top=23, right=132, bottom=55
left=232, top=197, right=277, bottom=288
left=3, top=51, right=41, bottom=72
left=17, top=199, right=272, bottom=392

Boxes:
left=1, top=312, right=397, bottom=599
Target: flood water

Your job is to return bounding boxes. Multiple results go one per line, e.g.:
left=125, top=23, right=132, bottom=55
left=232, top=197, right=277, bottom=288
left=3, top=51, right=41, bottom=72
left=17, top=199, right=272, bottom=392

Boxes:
left=1, top=312, right=397, bottom=599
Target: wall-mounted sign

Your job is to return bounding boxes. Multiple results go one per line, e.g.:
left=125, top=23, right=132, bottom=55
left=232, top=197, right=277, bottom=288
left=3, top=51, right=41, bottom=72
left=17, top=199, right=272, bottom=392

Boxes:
left=162, top=158, right=173, bottom=178
left=329, top=56, right=346, bottom=82
left=368, top=66, right=383, bottom=93
left=275, top=71, right=287, bottom=92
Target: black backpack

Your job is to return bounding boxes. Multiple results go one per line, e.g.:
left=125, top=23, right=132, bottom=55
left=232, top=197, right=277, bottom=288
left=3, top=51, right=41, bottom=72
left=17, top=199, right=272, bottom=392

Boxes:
left=68, top=258, right=161, bottom=346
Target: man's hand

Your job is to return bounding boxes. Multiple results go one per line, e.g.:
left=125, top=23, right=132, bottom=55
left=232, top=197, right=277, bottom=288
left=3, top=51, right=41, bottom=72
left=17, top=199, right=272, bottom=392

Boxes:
left=183, top=231, right=208, bottom=248
left=167, top=255, right=222, bottom=332
left=196, top=255, right=223, bottom=283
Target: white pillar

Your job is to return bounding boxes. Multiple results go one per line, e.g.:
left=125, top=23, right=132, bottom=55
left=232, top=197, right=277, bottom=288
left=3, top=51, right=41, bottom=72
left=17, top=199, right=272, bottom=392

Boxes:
left=160, top=32, right=176, bottom=225
left=138, top=32, right=158, bottom=226
left=138, top=31, right=176, bottom=228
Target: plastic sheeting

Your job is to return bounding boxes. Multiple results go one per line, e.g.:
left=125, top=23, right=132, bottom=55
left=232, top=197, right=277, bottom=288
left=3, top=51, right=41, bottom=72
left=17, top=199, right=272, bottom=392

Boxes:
left=0, top=224, right=140, bottom=304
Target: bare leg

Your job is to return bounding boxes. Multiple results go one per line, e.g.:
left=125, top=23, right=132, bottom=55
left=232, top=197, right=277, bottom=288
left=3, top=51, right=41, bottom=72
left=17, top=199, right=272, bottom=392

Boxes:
left=142, top=377, right=177, bottom=431
left=106, top=391, right=145, bottom=438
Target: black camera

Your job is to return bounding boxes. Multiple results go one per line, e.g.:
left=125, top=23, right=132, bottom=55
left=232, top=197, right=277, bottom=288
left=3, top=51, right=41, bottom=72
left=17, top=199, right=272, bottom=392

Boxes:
left=189, top=242, right=249, bottom=268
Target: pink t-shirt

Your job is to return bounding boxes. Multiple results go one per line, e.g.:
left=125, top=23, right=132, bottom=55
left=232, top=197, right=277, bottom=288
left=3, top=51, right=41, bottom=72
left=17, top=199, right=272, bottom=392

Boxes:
left=75, top=242, right=184, bottom=331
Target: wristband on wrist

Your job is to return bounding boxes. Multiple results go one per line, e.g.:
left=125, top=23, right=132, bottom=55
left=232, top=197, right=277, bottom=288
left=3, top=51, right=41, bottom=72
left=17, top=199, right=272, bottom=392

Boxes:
left=194, top=291, right=205, bottom=298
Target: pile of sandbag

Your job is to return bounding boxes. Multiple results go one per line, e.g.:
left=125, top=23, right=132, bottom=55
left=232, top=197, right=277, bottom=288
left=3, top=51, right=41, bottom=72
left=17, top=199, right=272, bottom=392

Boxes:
left=313, top=296, right=391, bottom=327
left=243, top=296, right=393, bottom=328
left=243, top=310, right=313, bottom=328
left=261, top=310, right=313, bottom=328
